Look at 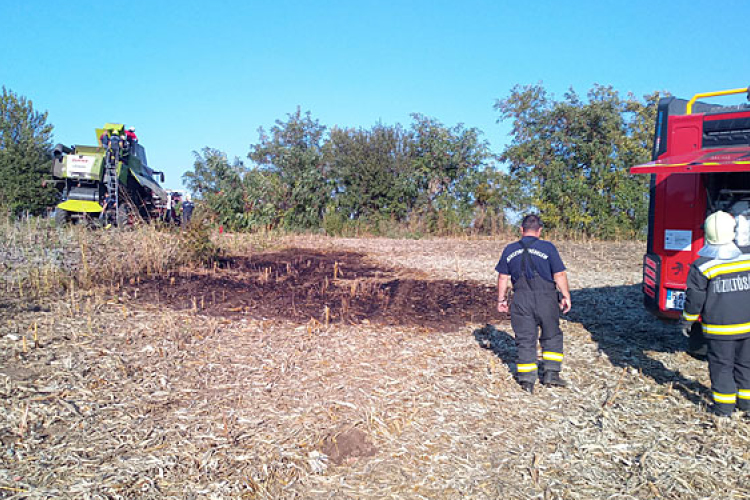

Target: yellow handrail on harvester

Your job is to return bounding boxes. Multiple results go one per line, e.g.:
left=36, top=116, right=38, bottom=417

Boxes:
left=686, top=86, right=749, bottom=114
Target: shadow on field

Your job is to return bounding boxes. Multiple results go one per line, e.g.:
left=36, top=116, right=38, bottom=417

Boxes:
left=567, top=284, right=708, bottom=405
left=473, top=324, right=517, bottom=373
left=473, top=284, right=709, bottom=406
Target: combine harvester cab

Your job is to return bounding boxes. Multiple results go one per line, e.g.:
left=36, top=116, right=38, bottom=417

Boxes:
left=50, top=123, right=167, bottom=226
left=631, top=86, right=750, bottom=355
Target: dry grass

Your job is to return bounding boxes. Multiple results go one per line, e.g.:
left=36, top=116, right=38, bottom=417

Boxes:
left=274, top=234, right=644, bottom=288
left=0, top=216, right=197, bottom=297
left=1, top=233, right=749, bottom=499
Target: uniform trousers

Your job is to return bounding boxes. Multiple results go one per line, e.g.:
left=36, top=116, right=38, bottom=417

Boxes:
left=707, top=336, right=750, bottom=414
left=510, top=277, right=564, bottom=383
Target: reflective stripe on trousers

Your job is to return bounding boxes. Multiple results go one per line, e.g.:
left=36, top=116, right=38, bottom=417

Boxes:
left=707, top=337, right=750, bottom=412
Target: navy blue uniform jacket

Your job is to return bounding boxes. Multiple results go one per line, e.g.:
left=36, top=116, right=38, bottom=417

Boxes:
left=495, top=236, right=566, bottom=284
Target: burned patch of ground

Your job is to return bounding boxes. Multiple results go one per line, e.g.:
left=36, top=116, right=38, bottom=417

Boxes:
left=319, top=427, right=379, bottom=466
left=129, top=248, right=502, bottom=329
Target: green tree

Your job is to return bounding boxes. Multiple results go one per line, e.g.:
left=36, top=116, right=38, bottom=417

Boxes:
left=249, top=107, right=328, bottom=229
left=182, top=147, right=247, bottom=229
left=460, top=165, right=521, bottom=234
left=408, top=114, right=494, bottom=231
left=495, top=83, right=657, bottom=237
left=0, top=87, right=57, bottom=215
left=326, top=123, right=415, bottom=221
left=239, top=168, right=285, bottom=229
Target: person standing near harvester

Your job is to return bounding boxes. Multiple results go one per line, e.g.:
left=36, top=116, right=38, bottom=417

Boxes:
left=681, top=211, right=750, bottom=417
left=496, top=214, right=571, bottom=393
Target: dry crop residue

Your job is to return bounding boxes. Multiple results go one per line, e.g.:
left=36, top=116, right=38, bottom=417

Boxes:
left=3, top=236, right=750, bottom=499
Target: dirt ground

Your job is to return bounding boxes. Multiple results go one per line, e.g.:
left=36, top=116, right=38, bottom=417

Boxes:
left=2, top=235, right=750, bottom=499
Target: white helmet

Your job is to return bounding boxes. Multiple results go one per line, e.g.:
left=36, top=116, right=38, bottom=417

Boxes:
left=128, top=127, right=135, bottom=132
left=705, top=211, right=736, bottom=245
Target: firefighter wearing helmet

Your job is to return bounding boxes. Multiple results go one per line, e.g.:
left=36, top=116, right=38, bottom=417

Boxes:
left=681, top=211, right=750, bottom=417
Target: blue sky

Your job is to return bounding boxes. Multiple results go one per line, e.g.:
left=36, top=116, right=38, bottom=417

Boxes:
left=2, top=0, right=749, bottom=190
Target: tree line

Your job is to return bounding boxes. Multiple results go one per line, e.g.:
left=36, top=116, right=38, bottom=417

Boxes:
left=183, top=110, right=513, bottom=236
left=1, top=84, right=658, bottom=237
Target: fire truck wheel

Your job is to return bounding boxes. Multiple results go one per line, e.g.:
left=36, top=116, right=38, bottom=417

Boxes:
left=687, top=322, right=707, bottom=359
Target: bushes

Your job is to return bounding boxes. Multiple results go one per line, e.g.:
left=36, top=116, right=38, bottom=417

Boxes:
left=185, top=111, right=515, bottom=236
left=179, top=209, right=220, bottom=265
left=178, top=83, right=658, bottom=239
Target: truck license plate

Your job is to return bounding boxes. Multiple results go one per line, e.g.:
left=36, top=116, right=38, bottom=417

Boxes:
left=666, top=289, right=685, bottom=310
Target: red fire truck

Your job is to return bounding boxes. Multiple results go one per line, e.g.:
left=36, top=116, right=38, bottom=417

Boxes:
left=630, top=86, right=750, bottom=355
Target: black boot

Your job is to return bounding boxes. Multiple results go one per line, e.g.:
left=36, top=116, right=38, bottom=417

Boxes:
left=541, top=371, right=568, bottom=387
left=710, top=404, right=732, bottom=418
left=519, top=381, right=535, bottom=394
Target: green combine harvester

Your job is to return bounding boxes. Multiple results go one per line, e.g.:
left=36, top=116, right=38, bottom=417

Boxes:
left=49, top=123, right=167, bottom=226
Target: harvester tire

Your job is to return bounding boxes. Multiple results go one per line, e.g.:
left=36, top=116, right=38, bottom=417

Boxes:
left=54, top=208, right=70, bottom=226
left=116, top=206, right=130, bottom=227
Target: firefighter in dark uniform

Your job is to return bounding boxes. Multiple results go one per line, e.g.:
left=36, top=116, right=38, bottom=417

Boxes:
left=681, top=211, right=750, bottom=417
left=496, top=214, right=571, bottom=393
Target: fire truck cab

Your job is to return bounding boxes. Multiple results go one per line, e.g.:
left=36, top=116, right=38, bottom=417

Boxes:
left=631, top=86, right=750, bottom=355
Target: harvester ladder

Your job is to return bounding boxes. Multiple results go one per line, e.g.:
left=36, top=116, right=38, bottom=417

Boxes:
left=105, top=136, right=121, bottom=225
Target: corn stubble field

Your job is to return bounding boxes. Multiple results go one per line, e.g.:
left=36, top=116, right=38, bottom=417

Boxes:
left=1, top=223, right=749, bottom=499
